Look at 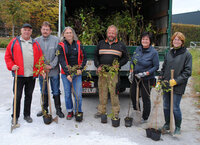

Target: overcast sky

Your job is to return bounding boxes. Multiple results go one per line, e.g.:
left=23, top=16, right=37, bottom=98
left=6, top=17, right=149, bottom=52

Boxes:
left=172, top=0, right=200, bottom=14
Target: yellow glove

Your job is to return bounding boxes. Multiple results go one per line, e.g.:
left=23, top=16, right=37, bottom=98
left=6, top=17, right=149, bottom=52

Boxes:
left=169, top=79, right=177, bottom=87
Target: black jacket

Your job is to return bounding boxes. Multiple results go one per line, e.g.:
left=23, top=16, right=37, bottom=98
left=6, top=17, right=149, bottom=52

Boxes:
left=160, top=47, right=192, bottom=95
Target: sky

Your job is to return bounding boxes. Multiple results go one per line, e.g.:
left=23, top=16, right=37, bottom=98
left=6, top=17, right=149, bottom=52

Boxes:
left=172, top=0, right=200, bottom=14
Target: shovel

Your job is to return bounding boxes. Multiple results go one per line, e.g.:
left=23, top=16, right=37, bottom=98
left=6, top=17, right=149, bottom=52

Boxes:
left=170, top=69, right=174, bottom=134
left=11, top=70, right=20, bottom=133
left=46, top=73, right=58, bottom=123
left=133, top=78, right=142, bottom=124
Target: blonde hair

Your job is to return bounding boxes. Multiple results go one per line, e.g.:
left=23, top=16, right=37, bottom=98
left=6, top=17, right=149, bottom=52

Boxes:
left=60, top=26, right=78, bottom=42
left=171, top=32, right=185, bottom=47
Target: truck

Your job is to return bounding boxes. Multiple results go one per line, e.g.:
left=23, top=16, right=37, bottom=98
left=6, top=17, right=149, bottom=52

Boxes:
left=59, top=0, right=172, bottom=95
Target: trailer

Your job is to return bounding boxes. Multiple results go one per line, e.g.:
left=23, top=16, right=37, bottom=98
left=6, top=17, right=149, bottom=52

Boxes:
left=59, top=0, right=172, bottom=94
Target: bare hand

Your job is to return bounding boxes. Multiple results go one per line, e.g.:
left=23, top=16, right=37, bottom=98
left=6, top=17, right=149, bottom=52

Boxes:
left=12, top=65, right=19, bottom=71
left=67, top=75, right=72, bottom=82
left=96, top=66, right=102, bottom=74
left=77, top=70, right=82, bottom=75
left=44, top=65, right=52, bottom=73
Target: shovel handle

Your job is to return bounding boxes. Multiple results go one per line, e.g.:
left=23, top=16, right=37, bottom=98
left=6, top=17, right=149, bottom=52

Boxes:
left=170, top=69, right=174, bottom=133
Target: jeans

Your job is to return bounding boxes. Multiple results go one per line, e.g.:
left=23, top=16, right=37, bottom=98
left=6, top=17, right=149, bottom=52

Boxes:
left=163, top=92, right=182, bottom=122
left=39, top=75, right=60, bottom=96
left=61, top=74, right=82, bottom=112
left=12, top=77, right=36, bottom=118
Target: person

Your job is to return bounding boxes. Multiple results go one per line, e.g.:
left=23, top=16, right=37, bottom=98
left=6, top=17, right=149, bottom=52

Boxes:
left=129, top=32, right=159, bottom=123
left=4, top=23, right=44, bottom=124
left=159, top=32, right=192, bottom=135
left=94, top=25, right=129, bottom=119
left=35, top=21, right=64, bottom=118
left=57, top=26, right=87, bottom=120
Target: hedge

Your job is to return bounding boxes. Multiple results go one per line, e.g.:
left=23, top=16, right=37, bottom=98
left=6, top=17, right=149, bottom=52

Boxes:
left=0, top=37, right=11, bottom=48
left=172, top=23, right=200, bottom=47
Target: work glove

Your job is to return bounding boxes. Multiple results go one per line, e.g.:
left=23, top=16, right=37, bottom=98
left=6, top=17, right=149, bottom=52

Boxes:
left=128, top=72, right=134, bottom=84
left=169, top=79, right=177, bottom=87
left=135, top=72, right=149, bottom=79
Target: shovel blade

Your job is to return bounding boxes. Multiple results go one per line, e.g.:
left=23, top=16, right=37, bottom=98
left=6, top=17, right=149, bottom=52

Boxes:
left=133, top=110, right=142, bottom=125
left=52, top=116, right=58, bottom=124
left=10, top=123, right=20, bottom=133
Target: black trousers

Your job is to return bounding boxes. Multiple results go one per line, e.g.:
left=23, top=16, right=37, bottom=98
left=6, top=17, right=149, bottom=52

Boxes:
left=12, top=77, right=36, bottom=118
left=130, top=78, right=155, bottom=120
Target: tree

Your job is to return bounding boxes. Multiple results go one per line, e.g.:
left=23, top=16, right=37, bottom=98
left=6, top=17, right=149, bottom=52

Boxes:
left=0, top=0, right=30, bottom=37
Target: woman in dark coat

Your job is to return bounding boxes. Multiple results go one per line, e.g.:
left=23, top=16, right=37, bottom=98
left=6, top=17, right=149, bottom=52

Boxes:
left=129, top=32, right=159, bottom=123
left=160, top=32, right=192, bottom=135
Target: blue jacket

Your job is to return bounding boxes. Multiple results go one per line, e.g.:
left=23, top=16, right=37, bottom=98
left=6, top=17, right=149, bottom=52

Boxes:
left=131, top=45, right=159, bottom=80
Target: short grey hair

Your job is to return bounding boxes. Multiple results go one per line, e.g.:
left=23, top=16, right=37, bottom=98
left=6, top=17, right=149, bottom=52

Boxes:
left=106, top=25, right=118, bottom=35
left=60, top=26, right=78, bottom=42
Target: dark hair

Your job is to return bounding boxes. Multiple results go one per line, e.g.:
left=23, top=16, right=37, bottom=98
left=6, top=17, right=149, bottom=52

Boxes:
left=140, top=32, right=152, bottom=45
left=41, top=21, right=51, bottom=30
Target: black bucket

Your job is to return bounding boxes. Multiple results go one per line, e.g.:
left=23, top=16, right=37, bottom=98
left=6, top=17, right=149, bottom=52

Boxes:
left=101, top=114, right=107, bottom=123
left=43, top=114, right=52, bottom=125
left=145, top=128, right=153, bottom=138
left=151, top=129, right=161, bottom=141
left=124, top=117, right=133, bottom=127
left=111, top=118, right=120, bottom=127
left=75, top=112, right=83, bottom=122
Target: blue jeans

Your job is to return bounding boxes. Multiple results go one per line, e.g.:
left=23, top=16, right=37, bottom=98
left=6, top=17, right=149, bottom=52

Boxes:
left=163, top=92, right=182, bottom=122
left=39, top=75, right=60, bottom=96
left=61, top=74, right=82, bottom=112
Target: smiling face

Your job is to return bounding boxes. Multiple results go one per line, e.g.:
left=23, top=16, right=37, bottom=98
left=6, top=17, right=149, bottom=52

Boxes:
left=41, top=25, right=52, bottom=38
left=21, top=27, right=32, bottom=40
left=107, top=27, right=117, bottom=42
left=64, top=28, right=74, bottom=43
left=173, top=36, right=182, bottom=48
left=141, top=36, right=150, bottom=48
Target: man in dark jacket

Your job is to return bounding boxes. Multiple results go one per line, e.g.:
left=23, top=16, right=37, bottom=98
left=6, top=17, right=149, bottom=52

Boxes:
left=94, top=25, right=128, bottom=119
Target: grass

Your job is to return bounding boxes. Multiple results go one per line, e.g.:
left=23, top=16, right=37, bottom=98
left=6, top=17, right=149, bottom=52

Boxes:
left=0, top=37, right=12, bottom=48
left=190, top=48, right=200, bottom=93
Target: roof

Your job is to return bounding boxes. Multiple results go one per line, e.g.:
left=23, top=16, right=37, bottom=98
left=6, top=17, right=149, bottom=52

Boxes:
left=172, top=11, right=200, bottom=25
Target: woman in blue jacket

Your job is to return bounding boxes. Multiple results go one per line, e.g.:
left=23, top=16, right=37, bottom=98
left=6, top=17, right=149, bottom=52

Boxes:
left=129, top=32, right=159, bottom=122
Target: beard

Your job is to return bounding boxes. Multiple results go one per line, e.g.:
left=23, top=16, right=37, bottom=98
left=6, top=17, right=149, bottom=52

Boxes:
left=108, top=36, right=116, bottom=42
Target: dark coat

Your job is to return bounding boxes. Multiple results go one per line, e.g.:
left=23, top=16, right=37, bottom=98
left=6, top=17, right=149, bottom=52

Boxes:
left=160, top=47, right=192, bottom=95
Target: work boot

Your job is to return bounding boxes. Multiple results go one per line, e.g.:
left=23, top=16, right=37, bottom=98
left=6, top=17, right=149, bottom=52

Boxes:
left=24, top=116, right=33, bottom=123
left=11, top=118, right=18, bottom=124
left=53, top=95, right=64, bottom=118
left=37, top=111, right=43, bottom=117
left=67, top=111, right=73, bottom=120
left=94, top=112, right=101, bottom=118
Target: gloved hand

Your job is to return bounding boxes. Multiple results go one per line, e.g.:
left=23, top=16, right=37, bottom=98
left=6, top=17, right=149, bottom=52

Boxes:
left=169, top=79, right=177, bottom=87
left=128, top=72, right=134, bottom=84
left=135, top=72, right=149, bottom=79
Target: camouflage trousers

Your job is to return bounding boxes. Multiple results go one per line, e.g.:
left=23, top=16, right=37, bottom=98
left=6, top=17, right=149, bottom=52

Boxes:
left=97, top=72, right=120, bottom=116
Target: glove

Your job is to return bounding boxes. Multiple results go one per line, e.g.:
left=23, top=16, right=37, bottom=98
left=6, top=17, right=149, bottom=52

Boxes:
left=135, top=72, right=149, bottom=79
left=128, top=72, right=134, bottom=84
left=169, top=79, right=177, bottom=87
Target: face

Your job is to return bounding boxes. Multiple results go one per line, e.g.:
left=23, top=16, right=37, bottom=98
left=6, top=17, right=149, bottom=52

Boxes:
left=41, top=25, right=52, bottom=38
left=21, top=27, right=32, bottom=40
left=107, top=27, right=117, bottom=42
left=173, top=36, right=182, bottom=48
left=64, top=28, right=73, bottom=42
left=141, top=36, right=150, bottom=48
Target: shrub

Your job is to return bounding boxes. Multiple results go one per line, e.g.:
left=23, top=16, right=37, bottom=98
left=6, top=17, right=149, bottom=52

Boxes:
left=0, top=37, right=11, bottom=48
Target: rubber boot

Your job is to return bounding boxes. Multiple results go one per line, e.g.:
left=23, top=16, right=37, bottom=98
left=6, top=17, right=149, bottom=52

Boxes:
left=159, top=117, right=170, bottom=134
left=53, top=95, right=64, bottom=118
left=174, top=120, right=181, bottom=135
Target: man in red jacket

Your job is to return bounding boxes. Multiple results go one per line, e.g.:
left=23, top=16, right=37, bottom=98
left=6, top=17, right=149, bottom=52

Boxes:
left=5, top=23, right=44, bottom=124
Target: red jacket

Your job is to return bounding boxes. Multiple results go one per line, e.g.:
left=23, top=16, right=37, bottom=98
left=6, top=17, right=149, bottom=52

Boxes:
left=4, top=36, right=43, bottom=77
left=58, top=40, right=84, bottom=75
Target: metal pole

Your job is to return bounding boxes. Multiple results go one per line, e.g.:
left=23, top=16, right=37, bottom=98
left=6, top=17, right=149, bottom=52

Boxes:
left=58, top=0, right=61, bottom=37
